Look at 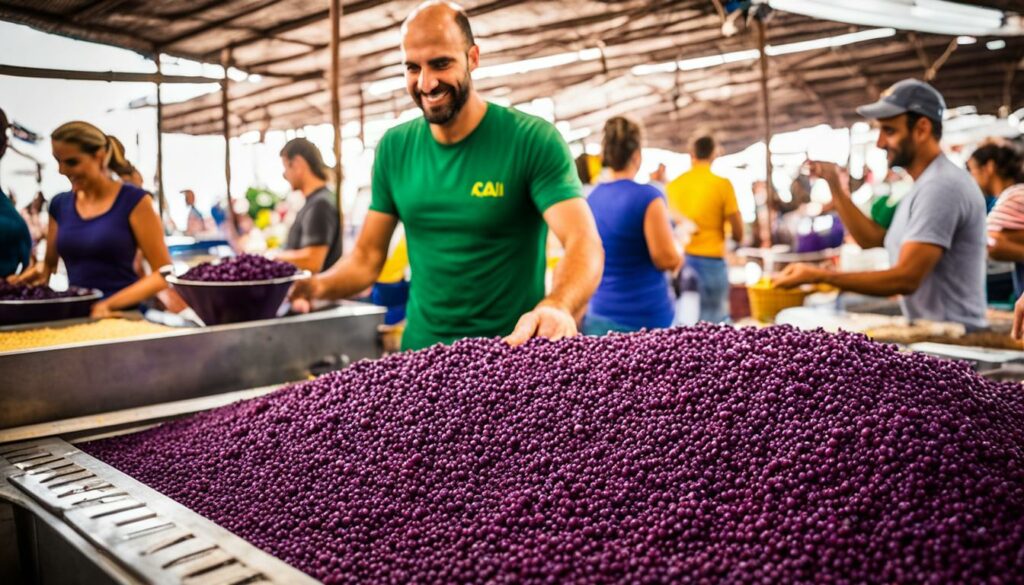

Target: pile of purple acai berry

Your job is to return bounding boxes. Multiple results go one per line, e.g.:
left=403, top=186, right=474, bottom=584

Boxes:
left=179, top=254, right=298, bottom=282
left=82, top=325, right=1024, bottom=584
left=0, top=282, right=91, bottom=301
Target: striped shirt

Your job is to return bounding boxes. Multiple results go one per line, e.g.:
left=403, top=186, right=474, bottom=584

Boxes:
left=988, top=184, right=1024, bottom=231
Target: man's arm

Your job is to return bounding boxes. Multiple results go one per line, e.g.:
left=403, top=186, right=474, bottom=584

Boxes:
left=772, top=241, right=942, bottom=296
left=289, top=211, right=397, bottom=309
left=811, top=161, right=887, bottom=249
left=504, top=198, right=604, bottom=345
left=274, top=245, right=329, bottom=273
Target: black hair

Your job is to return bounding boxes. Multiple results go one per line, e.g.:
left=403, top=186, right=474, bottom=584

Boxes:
left=693, top=136, right=716, bottom=160
left=970, top=142, right=1024, bottom=183
left=453, top=7, right=474, bottom=48
left=0, top=107, right=8, bottom=159
left=575, top=153, right=592, bottom=184
left=281, top=138, right=330, bottom=181
left=602, top=116, right=642, bottom=172
left=906, top=112, right=942, bottom=140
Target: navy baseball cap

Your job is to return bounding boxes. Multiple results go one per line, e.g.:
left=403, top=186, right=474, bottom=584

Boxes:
left=856, top=79, right=946, bottom=123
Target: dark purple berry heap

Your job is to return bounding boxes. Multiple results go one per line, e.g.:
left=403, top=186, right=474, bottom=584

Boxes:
left=180, top=254, right=297, bottom=282
left=81, top=325, right=1024, bottom=584
left=0, top=281, right=90, bottom=300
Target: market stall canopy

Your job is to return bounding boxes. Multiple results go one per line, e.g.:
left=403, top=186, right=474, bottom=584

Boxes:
left=2, top=0, right=1023, bottom=152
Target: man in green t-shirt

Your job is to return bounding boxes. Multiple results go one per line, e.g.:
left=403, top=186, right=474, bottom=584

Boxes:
left=291, top=0, right=603, bottom=350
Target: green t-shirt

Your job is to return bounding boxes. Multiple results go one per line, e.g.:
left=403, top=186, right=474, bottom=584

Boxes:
left=370, top=103, right=582, bottom=350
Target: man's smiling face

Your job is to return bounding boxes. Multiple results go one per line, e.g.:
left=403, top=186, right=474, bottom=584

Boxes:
left=401, top=5, right=478, bottom=126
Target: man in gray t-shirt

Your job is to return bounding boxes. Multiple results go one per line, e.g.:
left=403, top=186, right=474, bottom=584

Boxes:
left=275, top=138, right=343, bottom=273
left=774, top=79, right=988, bottom=329
left=882, top=154, right=986, bottom=328
left=285, top=187, right=342, bottom=271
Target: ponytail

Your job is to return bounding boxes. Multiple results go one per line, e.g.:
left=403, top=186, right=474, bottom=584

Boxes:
left=601, top=116, right=643, bottom=172
left=105, top=135, right=137, bottom=178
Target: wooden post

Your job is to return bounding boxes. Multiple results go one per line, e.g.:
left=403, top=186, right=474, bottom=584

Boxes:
left=1001, top=59, right=1017, bottom=118
left=359, top=85, right=366, bottom=149
left=221, top=48, right=239, bottom=233
left=154, top=53, right=166, bottom=220
left=330, top=0, right=344, bottom=237
left=756, top=17, right=774, bottom=246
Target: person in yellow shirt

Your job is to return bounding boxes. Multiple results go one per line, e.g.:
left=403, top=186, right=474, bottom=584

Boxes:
left=372, top=232, right=410, bottom=325
left=665, top=135, right=743, bottom=323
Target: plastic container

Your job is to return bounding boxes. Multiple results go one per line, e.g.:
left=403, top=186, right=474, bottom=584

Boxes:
left=747, top=279, right=818, bottom=323
left=166, top=271, right=310, bottom=326
left=0, top=289, right=102, bottom=326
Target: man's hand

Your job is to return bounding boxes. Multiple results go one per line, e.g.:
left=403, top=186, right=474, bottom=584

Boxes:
left=771, top=263, right=827, bottom=289
left=504, top=303, right=577, bottom=346
left=1013, top=293, right=1024, bottom=340
left=90, top=301, right=116, bottom=319
left=808, top=160, right=843, bottom=186
left=288, top=275, right=321, bottom=314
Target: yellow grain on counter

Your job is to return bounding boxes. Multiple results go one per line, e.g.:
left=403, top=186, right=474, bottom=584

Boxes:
left=0, top=319, right=172, bottom=352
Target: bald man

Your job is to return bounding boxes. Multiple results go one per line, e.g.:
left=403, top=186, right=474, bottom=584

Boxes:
left=291, top=1, right=603, bottom=350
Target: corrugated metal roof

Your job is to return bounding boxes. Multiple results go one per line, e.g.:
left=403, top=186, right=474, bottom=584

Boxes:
left=2, top=0, right=1023, bottom=152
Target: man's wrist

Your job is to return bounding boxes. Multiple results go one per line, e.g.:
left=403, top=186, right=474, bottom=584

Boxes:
left=827, top=179, right=849, bottom=199
left=818, top=269, right=834, bottom=286
left=309, top=275, right=326, bottom=299
left=537, top=298, right=572, bottom=314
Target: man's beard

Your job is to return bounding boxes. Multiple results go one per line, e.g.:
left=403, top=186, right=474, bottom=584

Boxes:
left=412, top=73, right=471, bottom=125
left=888, top=135, right=915, bottom=169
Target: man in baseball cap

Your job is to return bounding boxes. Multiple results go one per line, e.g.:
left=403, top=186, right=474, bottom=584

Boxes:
left=774, top=79, right=988, bottom=330
left=856, top=78, right=946, bottom=124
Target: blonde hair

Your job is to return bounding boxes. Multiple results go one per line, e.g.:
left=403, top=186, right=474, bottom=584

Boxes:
left=51, top=121, right=133, bottom=176
left=105, top=136, right=137, bottom=178
left=601, top=116, right=643, bottom=171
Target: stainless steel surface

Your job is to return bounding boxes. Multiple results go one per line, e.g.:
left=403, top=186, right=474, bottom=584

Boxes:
left=1, top=441, right=152, bottom=585
left=0, top=302, right=384, bottom=429
left=907, top=342, right=1024, bottom=372
left=0, top=385, right=285, bottom=445
left=1, top=439, right=318, bottom=584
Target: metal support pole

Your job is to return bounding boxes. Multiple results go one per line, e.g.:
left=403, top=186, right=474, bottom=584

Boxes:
left=756, top=18, right=774, bottom=246
left=154, top=53, right=166, bottom=220
left=330, top=0, right=344, bottom=238
left=221, top=48, right=240, bottom=233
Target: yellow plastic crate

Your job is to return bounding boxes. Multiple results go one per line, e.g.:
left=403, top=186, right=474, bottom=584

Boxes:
left=747, top=279, right=820, bottom=323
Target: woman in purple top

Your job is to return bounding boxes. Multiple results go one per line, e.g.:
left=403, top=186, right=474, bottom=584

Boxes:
left=10, top=121, right=171, bottom=317
left=584, top=117, right=682, bottom=334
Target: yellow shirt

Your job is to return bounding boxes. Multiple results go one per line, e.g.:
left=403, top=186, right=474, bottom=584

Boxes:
left=377, top=236, right=408, bottom=284
left=665, top=162, right=739, bottom=258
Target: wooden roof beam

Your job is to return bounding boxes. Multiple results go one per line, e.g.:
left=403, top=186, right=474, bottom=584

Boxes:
left=0, top=63, right=222, bottom=84
left=157, top=0, right=286, bottom=49
left=76, top=0, right=132, bottom=21
left=0, top=3, right=156, bottom=52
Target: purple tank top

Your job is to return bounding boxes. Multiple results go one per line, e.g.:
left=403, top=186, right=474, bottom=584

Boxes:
left=49, top=184, right=147, bottom=298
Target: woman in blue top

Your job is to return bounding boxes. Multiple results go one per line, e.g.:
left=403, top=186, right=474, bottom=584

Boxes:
left=584, top=117, right=682, bottom=334
left=10, top=121, right=171, bottom=317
